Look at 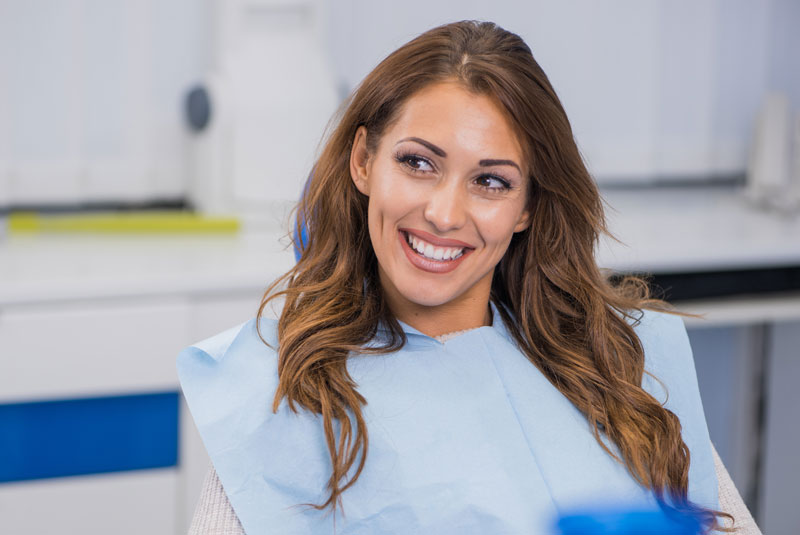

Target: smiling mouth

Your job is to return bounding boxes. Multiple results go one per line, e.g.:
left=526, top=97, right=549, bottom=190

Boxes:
left=402, top=230, right=471, bottom=262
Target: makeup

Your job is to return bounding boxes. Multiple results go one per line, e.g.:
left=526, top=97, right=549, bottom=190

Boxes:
left=398, top=230, right=473, bottom=274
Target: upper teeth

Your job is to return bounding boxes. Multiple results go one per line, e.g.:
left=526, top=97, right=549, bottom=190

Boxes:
left=406, top=232, right=465, bottom=261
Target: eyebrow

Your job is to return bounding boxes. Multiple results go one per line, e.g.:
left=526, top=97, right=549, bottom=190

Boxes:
left=396, top=137, right=522, bottom=173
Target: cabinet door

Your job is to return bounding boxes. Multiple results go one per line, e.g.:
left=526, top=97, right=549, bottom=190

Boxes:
left=0, top=469, right=178, bottom=535
left=760, top=320, right=800, bottom=534
left=0, top=297, right=190, bottom=535
left=0, top=297, right=191, bottom=402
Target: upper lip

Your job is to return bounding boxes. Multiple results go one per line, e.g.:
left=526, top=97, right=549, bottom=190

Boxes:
left=400, top=228, right=475, bottom=249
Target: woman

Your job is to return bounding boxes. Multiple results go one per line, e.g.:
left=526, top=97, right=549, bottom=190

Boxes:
left=179, top=20, right=759, bottom=534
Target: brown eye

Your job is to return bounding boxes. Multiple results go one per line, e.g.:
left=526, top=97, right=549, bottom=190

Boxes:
left=475, top=175, right=511, bottom=191
left=394, top=152, right=434, bottom=173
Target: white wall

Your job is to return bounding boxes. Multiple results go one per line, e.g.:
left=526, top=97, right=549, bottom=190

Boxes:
left=324, top=0, right=800, bottom=184
left=1, top=0, right=797, bottom=208
left=0, top=0, right=211, bottom=207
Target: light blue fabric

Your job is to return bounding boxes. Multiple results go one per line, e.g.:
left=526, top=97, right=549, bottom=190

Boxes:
left=177, top=302, right=718, bottom=534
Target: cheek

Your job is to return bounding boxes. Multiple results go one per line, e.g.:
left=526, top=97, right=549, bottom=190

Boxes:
left=367, top=170, right=419, bottom=228
left=476, top=204, right=525, bottom=247
left=365, top=173, right=405, bottom=252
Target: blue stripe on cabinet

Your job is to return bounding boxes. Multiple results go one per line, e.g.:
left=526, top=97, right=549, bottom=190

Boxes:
left=0, top=391, right=179, bottom=483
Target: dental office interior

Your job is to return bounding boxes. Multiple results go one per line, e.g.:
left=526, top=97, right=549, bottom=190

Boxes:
left=1, top=0, right=799, bottom=533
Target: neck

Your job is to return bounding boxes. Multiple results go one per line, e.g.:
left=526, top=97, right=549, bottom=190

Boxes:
left=378, top=266, right=496, bottom=338
left=402, top=300, right=493, bottom=338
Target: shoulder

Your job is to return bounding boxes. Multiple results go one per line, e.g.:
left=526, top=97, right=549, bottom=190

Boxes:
left=177, top=316, right=278, bottom=367
left=177, top=318, right=332, bottom=532
left=626, top=308, right=696, bottom=403
left=176, top=317, right=281, bottom=432
left=627, top=308, right=719, bottom=510
left=627, top=307, right=689, bottom=356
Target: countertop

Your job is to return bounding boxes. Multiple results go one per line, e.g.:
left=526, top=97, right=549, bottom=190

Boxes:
left=2, top=185, right=799, bottom=319
left=595, top=185, right=800, bottom=273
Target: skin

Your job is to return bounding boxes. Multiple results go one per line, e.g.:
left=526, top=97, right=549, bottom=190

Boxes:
left=349, top=81, right=531, bottom=337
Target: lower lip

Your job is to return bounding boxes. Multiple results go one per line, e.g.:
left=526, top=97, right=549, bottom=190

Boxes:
left=398, top=230, right=473, bottom=274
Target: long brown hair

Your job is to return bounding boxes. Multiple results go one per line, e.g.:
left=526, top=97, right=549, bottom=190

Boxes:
left=258, top=19, right=730, bottom=532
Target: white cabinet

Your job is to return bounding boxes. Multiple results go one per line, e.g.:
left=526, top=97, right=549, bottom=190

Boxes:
left=0, top=292, right=264, bottom=535
left=0, top=298, right=191, bottom=402
left=0, top=230, right=294, bottom=534
left=0, top=469, right=179, bottom=535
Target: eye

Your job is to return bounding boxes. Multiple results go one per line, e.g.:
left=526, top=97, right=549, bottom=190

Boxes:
left=394, top=151, right=434, bottom=174
left=475, top=175, right=511, bottom=192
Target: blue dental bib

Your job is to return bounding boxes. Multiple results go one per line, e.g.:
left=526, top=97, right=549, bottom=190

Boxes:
left=177, top=302, right=718, bottom=534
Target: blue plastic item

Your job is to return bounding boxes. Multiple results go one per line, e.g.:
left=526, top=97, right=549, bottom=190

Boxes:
left=293, top=222, right=308, bottom=262
left=554, top=507, right=701, bottom=535
left=293, top=171, right=313, bottom=262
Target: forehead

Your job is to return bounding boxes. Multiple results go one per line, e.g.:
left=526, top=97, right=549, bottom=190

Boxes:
left=383, top=82, right=526, bottom=167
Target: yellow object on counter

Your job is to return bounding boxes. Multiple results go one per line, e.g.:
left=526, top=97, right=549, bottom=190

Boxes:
left=7, top=211, right=240, bottom=234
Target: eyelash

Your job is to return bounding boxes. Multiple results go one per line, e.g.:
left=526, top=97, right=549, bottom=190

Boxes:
left=393, top=151, right=512, bottom=192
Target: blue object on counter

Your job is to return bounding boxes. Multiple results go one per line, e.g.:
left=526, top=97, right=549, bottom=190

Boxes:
left=554, top=507, right=701, bottom=535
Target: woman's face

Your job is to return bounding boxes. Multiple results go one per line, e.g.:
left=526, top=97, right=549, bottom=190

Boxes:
left=350, top=81, right=531, bottom=316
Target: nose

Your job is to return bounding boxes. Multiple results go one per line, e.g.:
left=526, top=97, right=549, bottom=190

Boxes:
left=423, top=179, right=467, bottom=232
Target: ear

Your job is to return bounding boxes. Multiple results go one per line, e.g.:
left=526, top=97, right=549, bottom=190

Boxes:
left=513, top=207, right=531, bottom=233
left=350, top=125, right=371, bottom=196
left=513, top=176, right=533, bottom=233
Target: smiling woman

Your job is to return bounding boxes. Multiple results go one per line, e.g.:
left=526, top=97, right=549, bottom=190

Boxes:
left=349, top=82, right=531, bottom=334
left=176, top=20, right=753, bottom=535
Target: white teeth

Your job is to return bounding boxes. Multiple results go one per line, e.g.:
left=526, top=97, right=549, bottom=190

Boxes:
left=405, top=232, right=465, bottom=261
left=413, top=236, right=425, bottom=255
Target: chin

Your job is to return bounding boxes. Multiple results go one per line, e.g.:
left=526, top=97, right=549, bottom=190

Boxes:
left=396, top=281, right=461, bottom=308
left=406, top=294, right=453, bottom=308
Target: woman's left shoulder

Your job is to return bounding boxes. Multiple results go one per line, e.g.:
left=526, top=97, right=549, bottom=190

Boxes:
left=627, top=308, right=700, bottom=411
left=628, top=308, right=695, bottom=381
left=630, top=308, right=720, bottom=509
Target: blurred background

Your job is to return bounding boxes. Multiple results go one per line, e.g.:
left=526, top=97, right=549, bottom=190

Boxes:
left=0, top=0, right=798, bottom=533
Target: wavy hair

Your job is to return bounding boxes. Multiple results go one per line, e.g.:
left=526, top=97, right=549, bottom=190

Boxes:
left=257, top=19, right=731, bottom=533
